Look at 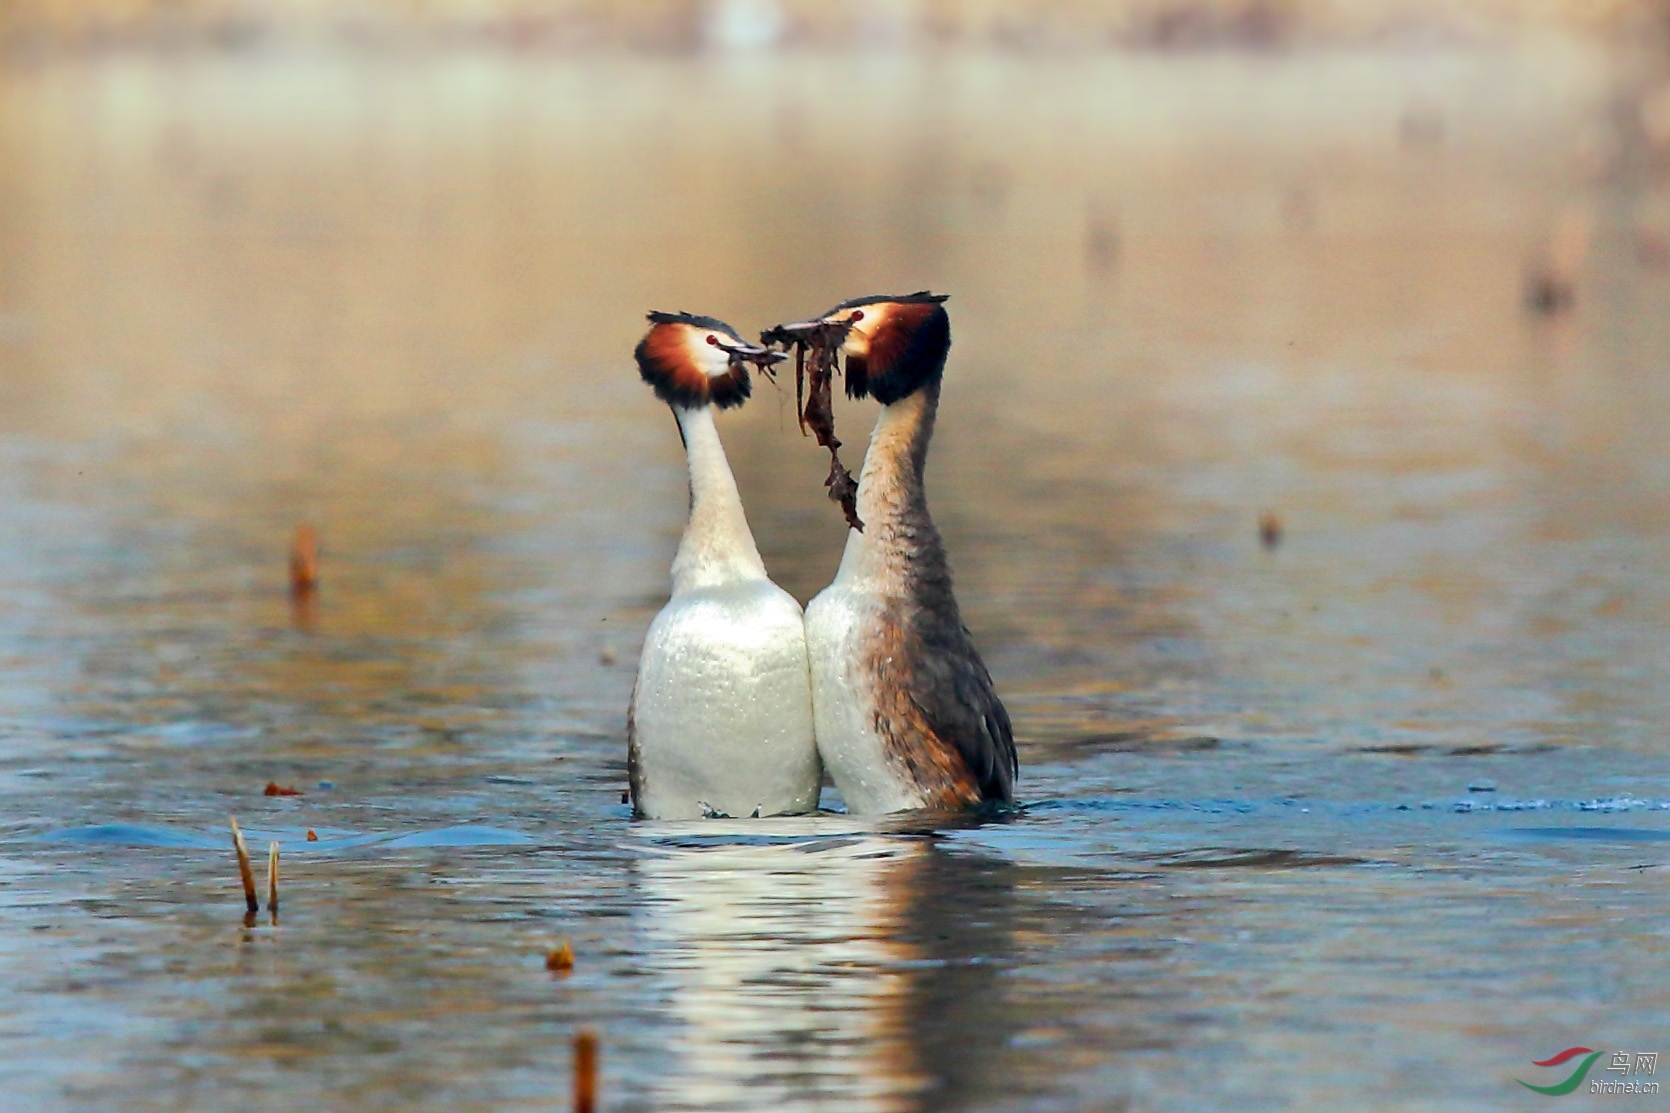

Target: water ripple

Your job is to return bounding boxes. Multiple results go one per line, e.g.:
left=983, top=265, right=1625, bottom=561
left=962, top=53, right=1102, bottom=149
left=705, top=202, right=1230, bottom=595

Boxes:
left=40, top=823, right=532, bottom=851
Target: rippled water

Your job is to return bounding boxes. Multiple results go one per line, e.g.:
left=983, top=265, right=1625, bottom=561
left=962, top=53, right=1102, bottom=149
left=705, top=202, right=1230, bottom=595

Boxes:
left=2, top=43, right=1668, bottom=1112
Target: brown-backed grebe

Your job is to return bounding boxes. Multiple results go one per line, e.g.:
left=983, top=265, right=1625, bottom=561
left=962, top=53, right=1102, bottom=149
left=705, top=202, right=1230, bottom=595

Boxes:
left=766, top=294, right=1016, bottom=813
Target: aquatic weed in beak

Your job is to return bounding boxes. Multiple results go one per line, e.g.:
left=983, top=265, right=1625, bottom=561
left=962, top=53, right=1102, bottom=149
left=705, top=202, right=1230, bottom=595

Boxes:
left=760, top=317, right=863, bottom=531
left=713, top=336, right=788, bottom=376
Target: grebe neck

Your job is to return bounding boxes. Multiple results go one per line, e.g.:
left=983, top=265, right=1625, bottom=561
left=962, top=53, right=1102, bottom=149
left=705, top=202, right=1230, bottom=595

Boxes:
left=835, top=383, right=950, bottom=591
left=670, top=405, right=768, bottom=594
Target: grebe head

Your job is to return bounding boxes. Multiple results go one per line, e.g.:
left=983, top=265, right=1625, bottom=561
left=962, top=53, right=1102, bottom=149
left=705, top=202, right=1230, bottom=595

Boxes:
left=635, top=311, right=786, bottom=410
left=765, top=292, right=949, bottom=405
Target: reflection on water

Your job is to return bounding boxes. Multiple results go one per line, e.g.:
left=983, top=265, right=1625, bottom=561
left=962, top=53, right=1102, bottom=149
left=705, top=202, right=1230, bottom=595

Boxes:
left=632, top=829, right=1022, bottom=1111
left=635, top=832, right=932, bottom=1111
left=0, top=40, right=1669, bottom=1113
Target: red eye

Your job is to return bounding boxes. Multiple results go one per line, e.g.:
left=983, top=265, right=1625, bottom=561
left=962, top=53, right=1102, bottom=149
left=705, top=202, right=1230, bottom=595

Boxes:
left=705, top=334, right=720, bottom=346
left=850, top=311, right=864, bottom=323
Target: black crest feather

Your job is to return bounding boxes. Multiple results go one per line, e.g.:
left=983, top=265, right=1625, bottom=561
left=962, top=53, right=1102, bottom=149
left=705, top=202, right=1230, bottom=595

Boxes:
left=826, top=290, right=949, bottom=315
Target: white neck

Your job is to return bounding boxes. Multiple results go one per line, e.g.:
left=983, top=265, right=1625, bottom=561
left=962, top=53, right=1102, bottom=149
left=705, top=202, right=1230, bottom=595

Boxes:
left=670, top=405, right=768, bottom=594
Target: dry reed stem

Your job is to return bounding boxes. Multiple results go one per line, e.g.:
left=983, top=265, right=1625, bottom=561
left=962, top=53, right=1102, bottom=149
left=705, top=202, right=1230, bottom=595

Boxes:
left=573, top=1029, right=599, bottom=1113
left=266, top=841, right=279, bottom=919
left=289, top=525, right=320, bottom=595
left=1258, top=510, right=1283, bottom=550
left=228, top=815, right=258, bottom=914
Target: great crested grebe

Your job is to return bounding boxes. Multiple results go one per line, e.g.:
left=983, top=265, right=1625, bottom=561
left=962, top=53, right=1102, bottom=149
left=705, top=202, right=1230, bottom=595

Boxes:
left=766, top=294, right=1016, bottom=813
left=628, top=311, right=821, bottom=820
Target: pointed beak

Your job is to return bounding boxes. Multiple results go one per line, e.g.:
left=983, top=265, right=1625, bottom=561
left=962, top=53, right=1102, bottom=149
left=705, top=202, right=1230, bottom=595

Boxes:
left=713, top=337, right=788, bottom=370
left=760, top=317, right=852, bottom=349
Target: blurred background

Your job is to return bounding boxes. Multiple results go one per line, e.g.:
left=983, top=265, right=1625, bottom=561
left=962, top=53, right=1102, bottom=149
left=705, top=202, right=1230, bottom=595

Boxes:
left=4, top=3, right=1670, bottom=1112
left=0, top=0, right=1660, bottom=49
left=6, top=0, right=1670, bottom=744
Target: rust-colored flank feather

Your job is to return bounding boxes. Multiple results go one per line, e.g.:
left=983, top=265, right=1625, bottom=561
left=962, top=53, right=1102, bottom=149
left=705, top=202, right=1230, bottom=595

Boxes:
left=865, top=607, right=983, bottom=810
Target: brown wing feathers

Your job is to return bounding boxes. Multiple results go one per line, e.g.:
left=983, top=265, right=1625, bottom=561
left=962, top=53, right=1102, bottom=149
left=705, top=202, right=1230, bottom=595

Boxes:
left=868, top=602, right=1017, bottom=808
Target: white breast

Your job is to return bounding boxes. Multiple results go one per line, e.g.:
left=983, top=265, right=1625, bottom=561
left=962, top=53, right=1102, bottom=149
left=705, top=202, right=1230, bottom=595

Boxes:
left=631, top=580, right=820, bottom=819
left=804, top=584, right=929, bottom=814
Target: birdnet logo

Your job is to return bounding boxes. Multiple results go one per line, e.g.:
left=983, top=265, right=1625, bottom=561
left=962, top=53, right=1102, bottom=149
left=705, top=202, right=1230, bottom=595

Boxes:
left=1517, top=1048, right=1659, bottom=1096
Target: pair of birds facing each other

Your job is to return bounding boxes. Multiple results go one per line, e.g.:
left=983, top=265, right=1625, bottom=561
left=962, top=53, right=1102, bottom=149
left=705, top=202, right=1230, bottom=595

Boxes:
left=627, top=293, right=1017, bottom=820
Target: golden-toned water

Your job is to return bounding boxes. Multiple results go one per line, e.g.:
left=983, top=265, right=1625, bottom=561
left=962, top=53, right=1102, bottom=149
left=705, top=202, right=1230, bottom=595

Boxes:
left=1, top=43, right=1667, bottom=1112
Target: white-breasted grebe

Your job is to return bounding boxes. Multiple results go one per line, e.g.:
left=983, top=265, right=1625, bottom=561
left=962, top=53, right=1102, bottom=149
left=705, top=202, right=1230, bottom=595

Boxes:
left=628, top=311, right=822, bottom=819
left=765, top=294, right=1017, bottom=814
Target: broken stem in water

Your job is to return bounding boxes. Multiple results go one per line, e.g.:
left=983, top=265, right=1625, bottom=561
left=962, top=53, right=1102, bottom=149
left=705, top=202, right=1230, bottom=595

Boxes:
left=573, top=1029, right=599, bottom=1113
left=229, top=815, right=258, bottom=915
left=267, top=841, right=279, bottom=920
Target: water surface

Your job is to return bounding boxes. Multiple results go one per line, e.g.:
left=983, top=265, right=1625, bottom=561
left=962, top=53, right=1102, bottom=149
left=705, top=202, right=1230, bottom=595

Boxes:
left=1, top=44, right=1668, bottom=1111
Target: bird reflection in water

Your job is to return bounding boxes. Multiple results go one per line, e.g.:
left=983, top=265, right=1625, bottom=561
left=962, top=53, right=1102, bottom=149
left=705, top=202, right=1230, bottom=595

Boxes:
left=630, top=827, right=1019, bottom=1112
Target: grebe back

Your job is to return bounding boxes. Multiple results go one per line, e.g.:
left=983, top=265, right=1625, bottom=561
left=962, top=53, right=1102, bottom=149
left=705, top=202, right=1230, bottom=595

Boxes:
left=770, top=294, right=1016, bottom=814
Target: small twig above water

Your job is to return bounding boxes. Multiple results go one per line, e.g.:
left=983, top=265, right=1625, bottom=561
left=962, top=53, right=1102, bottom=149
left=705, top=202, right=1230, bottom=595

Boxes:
left=573, top=1029, right=599, bottom=1113
left=229, top=815, right=258, bottom=916
left=289, top=524, right=320, bottom=631
left=266, top=841, right=280, bottom=923
left=289, top=524, right=319, bottom=594
left=1258, top=510, right=1283, bottom=550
